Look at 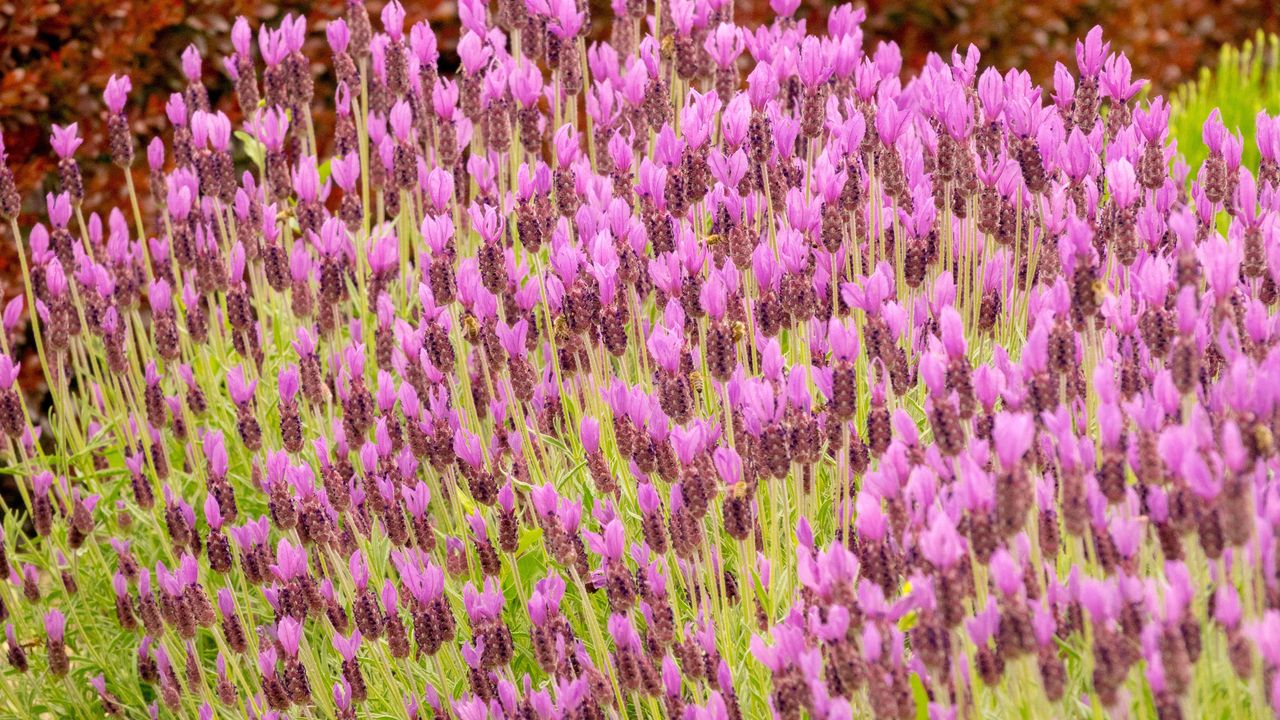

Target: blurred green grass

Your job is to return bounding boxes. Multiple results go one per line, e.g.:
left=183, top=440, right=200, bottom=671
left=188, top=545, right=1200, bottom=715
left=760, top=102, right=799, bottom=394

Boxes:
left=1170, top=31, right=1280, bottom=172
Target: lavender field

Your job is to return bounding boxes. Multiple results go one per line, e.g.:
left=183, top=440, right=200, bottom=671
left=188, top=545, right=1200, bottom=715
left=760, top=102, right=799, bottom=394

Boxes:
left=0, top=1, right=1278, bottom=718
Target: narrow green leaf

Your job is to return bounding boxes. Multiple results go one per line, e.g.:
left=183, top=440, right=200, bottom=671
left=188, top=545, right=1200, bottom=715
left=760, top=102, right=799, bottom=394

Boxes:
left=235, top=130, right=266, bottom=172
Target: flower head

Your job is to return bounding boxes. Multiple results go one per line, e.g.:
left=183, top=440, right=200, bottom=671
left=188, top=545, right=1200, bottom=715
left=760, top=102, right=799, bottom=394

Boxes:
left=44, top=609, right=66, bottom=642
left=104, top=75, right=132, bottom=114
left=50, top=124, right=83, bottom=160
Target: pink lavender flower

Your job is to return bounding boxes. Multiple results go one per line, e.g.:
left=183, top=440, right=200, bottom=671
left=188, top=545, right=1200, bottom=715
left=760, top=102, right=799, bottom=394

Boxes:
left=103, top=75, right=132, bottom=114
left=44, top=609, right=68, bottom=676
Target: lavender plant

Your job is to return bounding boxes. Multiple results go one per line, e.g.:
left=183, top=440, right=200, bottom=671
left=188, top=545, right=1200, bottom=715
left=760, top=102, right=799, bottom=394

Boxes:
left=0, top=2, right=1278, bottom=719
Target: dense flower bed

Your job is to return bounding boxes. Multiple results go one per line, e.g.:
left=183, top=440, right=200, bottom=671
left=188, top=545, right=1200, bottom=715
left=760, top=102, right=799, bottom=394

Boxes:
left=0, top=1, right=1279, bottom=719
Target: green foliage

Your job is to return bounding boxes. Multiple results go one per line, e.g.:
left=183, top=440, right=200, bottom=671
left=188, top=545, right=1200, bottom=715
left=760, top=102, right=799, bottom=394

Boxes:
left=1170, top=31, right=1280, bottom=172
